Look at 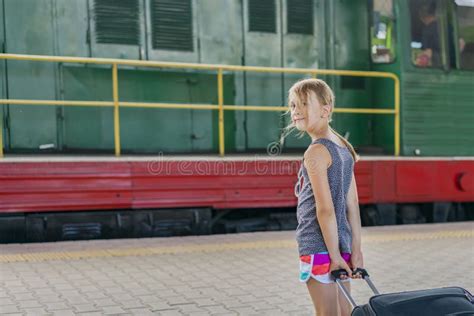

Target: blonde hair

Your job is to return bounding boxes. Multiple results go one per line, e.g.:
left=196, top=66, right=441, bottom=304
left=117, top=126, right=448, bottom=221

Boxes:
left=283, top=78, right=359, bottom=162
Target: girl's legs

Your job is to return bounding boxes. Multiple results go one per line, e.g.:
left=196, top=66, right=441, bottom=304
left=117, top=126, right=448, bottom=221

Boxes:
left=306, top=278, right=339, bottom=316
left=337, top=281, right=352, bottom=316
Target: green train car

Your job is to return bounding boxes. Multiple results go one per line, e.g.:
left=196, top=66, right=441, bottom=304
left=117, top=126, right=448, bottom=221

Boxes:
left=0, top=0, right=473, bottom=156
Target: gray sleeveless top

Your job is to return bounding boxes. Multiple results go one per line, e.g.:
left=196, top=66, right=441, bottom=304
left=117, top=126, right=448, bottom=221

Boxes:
left=294, top=138, right=354, bottom=256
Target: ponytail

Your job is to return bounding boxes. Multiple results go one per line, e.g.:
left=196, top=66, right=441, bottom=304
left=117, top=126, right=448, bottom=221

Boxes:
left=329, top=126, right=360, bottom=163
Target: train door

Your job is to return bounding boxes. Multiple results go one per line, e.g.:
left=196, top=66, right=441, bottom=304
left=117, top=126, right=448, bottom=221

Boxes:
left=369, top=0, right=399, bottom=155
left=242, top=0, right=318, bottom=152
left=3, top=0, right=58, bottom=153
left=140, top=0, right=221, bottom=154
left=242, top=0, right=284, bottom=151
left=196, top=0, right=243, bottom=153
left=329, top=0, right=374, bottom=153
left=137, top=0, right=235, bottom=154
left=281, top=0, right=325, bottom=150
left=60, top=0, right=144, bottom=153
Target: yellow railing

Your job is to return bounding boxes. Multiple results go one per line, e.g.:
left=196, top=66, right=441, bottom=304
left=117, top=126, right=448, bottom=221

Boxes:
left=0, top=53, right=400, bottom=158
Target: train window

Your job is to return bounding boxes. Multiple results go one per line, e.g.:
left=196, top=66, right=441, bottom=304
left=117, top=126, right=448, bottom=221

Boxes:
left=93, top=0, right=140, bottom=45
left=370, top=0, right=396, bottom=63
left=409, top=0, right=443, bottom=68
left=248, top=0, right=276, bottom=33
left=150, top=0, right=193, bottom=51
left=454, top=0, right=474, bottom=70
left=287, top=0, right=313, bottom=35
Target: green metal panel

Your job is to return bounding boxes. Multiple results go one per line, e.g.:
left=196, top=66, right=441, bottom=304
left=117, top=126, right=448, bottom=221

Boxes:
left=61, top=66, right=235, bottom=153
left=119, top=70, right=235, bottom=153
left=248, top=0, right=276, bottom=33
left=370, top=73, right=397, bottom=155
left=330, top=0, right=373, bottom=151
left=197, top=0, right=245, bottom=152
left=89, top=0, right=143, bottom=59
left=4, top=0, right=58, bottom=152
left=244, top=0, right=284, bottom=151
left=55, top=0, right=89, bottom=57
left=60, top=66, right=113, bottom=151
left=401, top=72, right=474, bottom=156
left=244, top=73, right=284, bottom=151
left=146, top=0, right=198, bottom=62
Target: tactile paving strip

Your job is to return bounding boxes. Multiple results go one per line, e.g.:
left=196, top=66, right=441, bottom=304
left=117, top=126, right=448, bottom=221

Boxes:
left=0, top=230, right=472, bottom=263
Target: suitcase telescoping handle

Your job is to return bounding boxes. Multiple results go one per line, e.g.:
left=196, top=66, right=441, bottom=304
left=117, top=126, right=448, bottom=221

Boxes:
left=331, top=268, right=380, bottom=309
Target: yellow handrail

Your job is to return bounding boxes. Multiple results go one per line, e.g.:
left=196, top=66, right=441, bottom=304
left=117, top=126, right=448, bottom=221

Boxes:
left=0, top=53, right=400, bottom=158
left=217, top=69, right=225, bottom=156
left=112, top=63, right=120, bottom=157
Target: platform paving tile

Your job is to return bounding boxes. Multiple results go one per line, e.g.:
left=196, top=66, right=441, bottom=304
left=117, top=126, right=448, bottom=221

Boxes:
left=1, top=221, right=473, bottom=315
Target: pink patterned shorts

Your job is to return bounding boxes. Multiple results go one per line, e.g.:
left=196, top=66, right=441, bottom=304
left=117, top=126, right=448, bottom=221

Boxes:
left=299, top=252, right=352, bottom=284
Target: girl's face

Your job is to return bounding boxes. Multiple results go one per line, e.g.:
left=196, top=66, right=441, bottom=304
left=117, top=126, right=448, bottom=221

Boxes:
left=290, top=90, right=328, bottom=133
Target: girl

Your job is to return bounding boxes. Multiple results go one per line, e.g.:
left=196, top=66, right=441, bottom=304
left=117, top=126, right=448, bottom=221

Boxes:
left=288, top=78, right=364, bottom=316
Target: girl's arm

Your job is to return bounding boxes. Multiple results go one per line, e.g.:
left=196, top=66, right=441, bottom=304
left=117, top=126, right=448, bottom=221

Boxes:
left=304, top=144, right=341, bottom=261
left=346, top=171, right=362, bottom=253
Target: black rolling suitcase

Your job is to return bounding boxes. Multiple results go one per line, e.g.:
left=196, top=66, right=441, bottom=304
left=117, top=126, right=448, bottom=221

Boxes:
left=331, top=268, right=474, bottom=316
